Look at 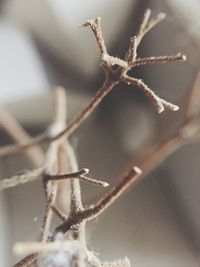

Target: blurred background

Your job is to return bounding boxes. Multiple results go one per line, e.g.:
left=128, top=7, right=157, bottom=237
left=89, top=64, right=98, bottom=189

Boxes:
left=0, top=0, right=200, bottom=266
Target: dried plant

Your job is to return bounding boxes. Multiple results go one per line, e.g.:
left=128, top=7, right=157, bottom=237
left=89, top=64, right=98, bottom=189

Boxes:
left=0, top=9, right=197, bottom=267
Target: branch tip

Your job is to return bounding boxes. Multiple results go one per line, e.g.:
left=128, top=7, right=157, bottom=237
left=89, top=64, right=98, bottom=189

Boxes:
left=96, top=16, right=101, bottom=24
left=82, top=168, right=89, bottom=174
left=127, top=36, right=137, bottom=63
left=155, top=12, right=166, bottom=22
left=143, top=9, right=151, bottom=23
left=158, top=106, right=165, bottom=114
left=102, top=181, right=109, bottom=188
left=181, top=54, right=187, bottom=61
left=132, top=166, right=142, bottom=175
left=172, top=105, right=179, bottom=111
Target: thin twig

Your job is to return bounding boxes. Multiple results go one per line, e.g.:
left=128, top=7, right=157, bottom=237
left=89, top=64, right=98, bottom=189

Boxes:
left=134, top=53, right=186, bottom=67
left=0, top=106, right=44, bottom=166
left=82, top=17, right=107, bottom=55
left=136, top=10, right=166, bottom=45
left=41, top=192, right=56, bottom=241
left=13, top=253, right=37, bottom=267
left=41, top=143, right=59, bottom=242
left=51, top=205, right=68, bottom=221
left=122, top=75, right=179, bottom=113
left=143, top=13, right=166, bottom=38
left=44, top=168, right=109, bottom=188
left=0, top=166, right=45, bottom=190
left=64, top=114, right=87, bottom=266
left=136, top=9, right=152, bottom=44
left=127, top=36, right=137, bottom=64
left=14, top=240, right=80, bottom=255
left=55, top=167, right=142, bottom=233
left=41, top=87, right=69, bottom=242
left=0, top=134, right=48, bottom=157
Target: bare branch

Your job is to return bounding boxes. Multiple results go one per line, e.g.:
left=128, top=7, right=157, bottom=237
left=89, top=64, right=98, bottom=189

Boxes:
left=179, top=117, right=200, bottom=141
left=0, top=166, right=44, bottom=191
left=102, top=54, right=128, bottom=69
left=0, top=80, right=116, bottom=158
left=143, top=12, right=166, bottom=39
left=102, top=257, right=130, bottom=267
left=134, top=53, right=186, bottom=67
left=136, top=9, right=151, bottom=43
left=41, top=192, right=56, bottom=242
left=53, top=79, right=117, bottom=142
left=127, top=36, right=137, bottom=64
left=0, top=134, right=48, bottom=158
left=11, top=9, right=188, bottom=267
left=55, top=88, right=87, bottom=266
left=51, top=205, right=68, bottom=221
left=45, top=168, right=89, bottom=181
left=14, top=240, right=80, bottom=255
left=55, top=167, right=142, bottom=233
left=136, top=9, right=166, bottom=45
left=41, top=87, right=69, bottom=242
left=82, top=17, right=107, bottom=56
left=82, top=166, right=142, bottom=220
left=0, top=106, right=45, bottom=166
left=0, top=11, right=186, bottom=160
left=44, top=168, right=109, bottom=188
left=13, top=253, right=37, bottom=267
left=159, top=98, right=180, bottom=112
left=77, top=173, right=109, bottom=187
left=122, top=75, right=179, bottom=113
left=86, top=251, right=102, bottom=267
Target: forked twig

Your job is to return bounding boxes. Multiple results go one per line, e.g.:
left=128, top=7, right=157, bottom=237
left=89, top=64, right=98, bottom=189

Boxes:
left=13, top=166, right=142, bottom=267
left=121, top=75, right=179, bottom=113
left=0, top=9, right=186, bottom=158
left=136, top=9, right=166, bottom=45
left=55, top=167, right=142, bottom=233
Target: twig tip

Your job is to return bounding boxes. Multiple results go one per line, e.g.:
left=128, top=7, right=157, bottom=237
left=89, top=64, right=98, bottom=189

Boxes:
left=157, top=12, right=166, bottom=21
left=132, top=166, right=142, bottom=175
left=103, top=182, right=109, bottom=187
left=145, top=8, right=152, bottom=16
left=81, top=19, right=92, bottom=28
left=96, top=16, right=101, bottom=22
left=158, top=106, right=165, bottom=114
left=172, top=105, right=180, bottom=111
left=182, top=54, right=187, bottom=61
left=83, top=168, right=90, bottom=174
